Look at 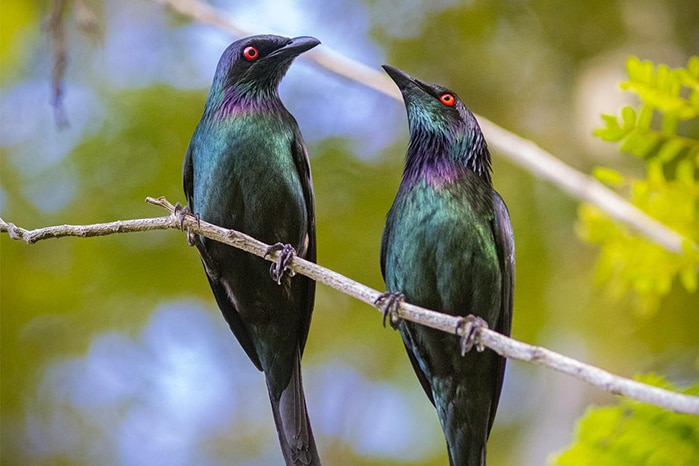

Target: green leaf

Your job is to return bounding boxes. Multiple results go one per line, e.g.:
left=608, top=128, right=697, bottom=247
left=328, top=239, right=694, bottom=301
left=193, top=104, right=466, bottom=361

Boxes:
left=594, top=114, right=628, bottom=141
left=637, top=105, right=654, bottom=131
left=620, top=129, right=659, bottom=157
left=621, top=106, right=637, bottom=128
left=552, top=376, right=699, bottom=466
left=661, top=112, right=680, bottom=136
left=687, top=56, right=699, bottom=78
left=679, top=265, right=698, bottom=292
left=656, top=138, right=685, bottom=163
left=690, top=146, right=699, bottom=165
left=593, top=167, right=625, bottom=186
left=676, top=158, right=696, bottom=185
left=656, top=64, right=671, bottom=93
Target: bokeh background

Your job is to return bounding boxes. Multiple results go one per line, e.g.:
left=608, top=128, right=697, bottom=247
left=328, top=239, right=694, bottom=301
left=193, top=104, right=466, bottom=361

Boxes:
left=2, top=1, right=698, bottom=465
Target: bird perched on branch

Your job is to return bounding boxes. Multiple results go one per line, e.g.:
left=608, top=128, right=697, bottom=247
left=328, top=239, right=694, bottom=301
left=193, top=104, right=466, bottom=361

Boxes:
left=379, top=65, right=514, bottom=466
left=183, top=34, right=321, bottom=465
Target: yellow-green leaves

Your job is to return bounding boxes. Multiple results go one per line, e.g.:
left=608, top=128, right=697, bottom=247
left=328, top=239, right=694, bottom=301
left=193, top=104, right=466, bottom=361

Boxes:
left=623, top=56, right=699, bottom=121
left=552, top=375, right=699, bottom=466
left=594, top=56, right=699, bottom=165
left=578, top=55, right=699, bottom=314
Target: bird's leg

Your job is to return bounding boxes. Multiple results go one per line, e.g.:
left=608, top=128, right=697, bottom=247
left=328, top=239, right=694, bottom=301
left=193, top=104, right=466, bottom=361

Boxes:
left=374, top=292, right=405, bottom=329
left=173, top=202, right=187, bottom=229
left=264, top=242, right=297, bottom=285
left=456, top=315, right=488, bottom=356
left=173, top=203, right=200, bottom=246
left=173, top=204, right=219, bottom=279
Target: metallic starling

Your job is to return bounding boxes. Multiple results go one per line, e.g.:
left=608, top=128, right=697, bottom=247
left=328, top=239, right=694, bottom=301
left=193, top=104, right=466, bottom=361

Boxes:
left=379, top=65, right=515, bottom=466
left=183, top=35, right=321, bottom=465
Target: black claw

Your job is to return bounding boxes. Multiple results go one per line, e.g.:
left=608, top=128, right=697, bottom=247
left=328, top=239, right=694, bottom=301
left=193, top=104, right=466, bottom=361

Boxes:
left=374, top=292, right=404, bottom=329
left=456, top=315, right=488, bottom=356
left=173, top=204, right=200, bottom=246
left=174, top=202, right=187, bottom=230
left=265, top=242, right=297, bottom=285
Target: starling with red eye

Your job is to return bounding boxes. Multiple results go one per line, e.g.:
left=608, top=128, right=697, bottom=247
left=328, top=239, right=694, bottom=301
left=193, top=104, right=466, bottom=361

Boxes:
left=378, top=65, right=514, bottom=466
left=183, top=34, right=321, bottom=465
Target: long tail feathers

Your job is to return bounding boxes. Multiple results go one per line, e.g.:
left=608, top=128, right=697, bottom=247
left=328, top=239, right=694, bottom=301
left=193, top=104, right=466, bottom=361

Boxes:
left=268, top=350, right=321, bottom=466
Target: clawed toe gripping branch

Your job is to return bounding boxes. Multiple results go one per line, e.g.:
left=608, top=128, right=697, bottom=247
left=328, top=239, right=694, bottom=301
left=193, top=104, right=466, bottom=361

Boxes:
left=1, top=195, right=698, bottom=415
left=265, top=243, right=297, bottom=284
left=374, top=292, right=404, bottom=329
left=173, top=202, right=199, bottom=246
left=456, top=315, right=488, bottom=356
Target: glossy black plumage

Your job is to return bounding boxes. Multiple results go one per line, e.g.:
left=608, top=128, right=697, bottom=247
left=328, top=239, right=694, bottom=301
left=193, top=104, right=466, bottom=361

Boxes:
left=380, top=65, right=515, bottom=466
left=183, top=35, right=321, bottom=465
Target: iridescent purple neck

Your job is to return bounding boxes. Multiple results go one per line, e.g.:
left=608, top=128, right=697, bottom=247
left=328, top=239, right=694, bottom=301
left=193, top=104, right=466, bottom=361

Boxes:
left=208, top=86, right=282, bottom=119
left=402, top=150, right=463, bottom=189
left=402, top=129, right=492, bottom=188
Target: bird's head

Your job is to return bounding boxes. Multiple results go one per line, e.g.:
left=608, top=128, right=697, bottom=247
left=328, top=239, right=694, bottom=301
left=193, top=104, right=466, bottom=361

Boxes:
left=209, top=34, right=320, bottom=113
left=383, top=65, right=491, bottom=181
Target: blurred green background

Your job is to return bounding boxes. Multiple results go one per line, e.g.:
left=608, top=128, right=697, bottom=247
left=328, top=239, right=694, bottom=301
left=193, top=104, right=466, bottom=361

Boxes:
left=1, top=1, right=698, bottom=465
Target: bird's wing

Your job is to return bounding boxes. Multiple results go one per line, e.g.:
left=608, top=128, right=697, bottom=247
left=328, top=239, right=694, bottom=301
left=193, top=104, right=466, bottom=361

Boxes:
left=379, top=216, right=388, bottom=280
left=204, top=272, right=264, bottom=370
left=380, top=213, right=436, bottom=406
left=183, top=141, right=263, bottom=370
left=492, top=190, right=514, bottom=343
left=291, top=131, right=317, bottom=354
left=182, top=144, right=194, bottom=207
left=488, top=189, right=515, bottom=432
left=401, top=323, right=437, bottom=406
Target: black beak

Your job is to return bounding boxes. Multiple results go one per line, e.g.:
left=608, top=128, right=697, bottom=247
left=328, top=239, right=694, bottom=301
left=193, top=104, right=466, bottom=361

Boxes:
left=383, top=64, right=445, bottom=102
left=382, top=65, right=417, bottom=91
left=271, top=36, right=321, bottom=59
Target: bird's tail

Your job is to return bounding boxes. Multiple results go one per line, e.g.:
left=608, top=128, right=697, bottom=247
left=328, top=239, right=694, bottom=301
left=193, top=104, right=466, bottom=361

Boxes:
left=268, top=349, right=321, bottom=466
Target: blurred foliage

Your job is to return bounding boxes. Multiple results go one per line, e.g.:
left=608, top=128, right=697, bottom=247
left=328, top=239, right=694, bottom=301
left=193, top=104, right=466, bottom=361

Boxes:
left=577, top=56, right=699, bottom=314
left=0, top=0, right=38, bottom=84
left=552, top=373, right=699, bottom=466
left=3, top=1, right=699, bottom=466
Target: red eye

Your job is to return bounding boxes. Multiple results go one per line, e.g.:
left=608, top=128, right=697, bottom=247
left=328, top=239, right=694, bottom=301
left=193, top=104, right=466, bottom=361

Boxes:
left=243, top=46, right=259, bottom=61
left=440, top=93, right=456, bottom=107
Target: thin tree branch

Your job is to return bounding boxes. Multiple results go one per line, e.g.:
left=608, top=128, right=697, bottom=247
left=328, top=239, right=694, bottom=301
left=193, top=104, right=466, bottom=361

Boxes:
left=153, top=0, right=697, bottom=255
left=1, top=216, right=174, bottom=242
left=2, top=197, right=698, bottom=415
left=46, top=0, right=69, bottom=129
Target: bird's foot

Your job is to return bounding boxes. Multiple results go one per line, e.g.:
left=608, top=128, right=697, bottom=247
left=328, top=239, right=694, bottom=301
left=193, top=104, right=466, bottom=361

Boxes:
left=173, top=203, right=200, bottom=246
left=265, top=242, right=297, bottom=285
left=456, top=315, right=488, bottom=356
left=173, top=202, right=188, bottom=229
left=374, top=292, right=404, bottom=329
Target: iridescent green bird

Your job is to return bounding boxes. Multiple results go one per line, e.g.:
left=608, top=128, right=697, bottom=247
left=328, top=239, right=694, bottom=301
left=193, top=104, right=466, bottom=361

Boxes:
left=379, top=65, right=515, bottom=466
left=183, top=35, right=321, bottom=465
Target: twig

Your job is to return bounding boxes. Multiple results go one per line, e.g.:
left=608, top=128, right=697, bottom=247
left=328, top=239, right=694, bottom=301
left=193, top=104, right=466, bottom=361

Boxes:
left=45, top=0, right=69, bottom=129
left=45, top=0, right=103, bottom=129
left=1, top=215, right=174, bottom=243
left=153, top=0, right=696, bottom=255
left=2, top=197, right=698, bottom=415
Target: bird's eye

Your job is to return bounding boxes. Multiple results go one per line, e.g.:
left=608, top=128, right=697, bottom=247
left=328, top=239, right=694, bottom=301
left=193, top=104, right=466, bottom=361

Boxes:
left=243, top=46, right=259, bottom=61
left=439, top=93, right=456, bottom=107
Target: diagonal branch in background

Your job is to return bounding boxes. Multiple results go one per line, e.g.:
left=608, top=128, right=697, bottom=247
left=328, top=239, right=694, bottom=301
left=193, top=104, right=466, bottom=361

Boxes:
left=2, top=196, right=698, bottom=415
left=153, top=0, right=697, bottom=255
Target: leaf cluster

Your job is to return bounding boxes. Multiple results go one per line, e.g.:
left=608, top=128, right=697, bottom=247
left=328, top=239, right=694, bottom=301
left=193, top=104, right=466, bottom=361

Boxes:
left=577, top=56, right=699, bottom=313
left=552, top=374, right=699, bottom=466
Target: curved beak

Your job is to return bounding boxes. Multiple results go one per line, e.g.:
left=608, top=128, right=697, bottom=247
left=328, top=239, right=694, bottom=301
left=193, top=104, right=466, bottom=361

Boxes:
left=382, top=65, right=417, bottom=91
left=271, top=36, right=321, bottom=59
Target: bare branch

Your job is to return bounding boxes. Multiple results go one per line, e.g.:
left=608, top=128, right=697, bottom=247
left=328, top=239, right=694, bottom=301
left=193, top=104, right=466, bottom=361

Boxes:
left=152, top=0, right=697, bottom=255
left=1, top=215, right=174, bottom=243
left=2, top=198, right=698, bottom=415
left=46, top=0, right=69, bottom=129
